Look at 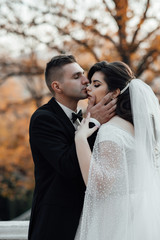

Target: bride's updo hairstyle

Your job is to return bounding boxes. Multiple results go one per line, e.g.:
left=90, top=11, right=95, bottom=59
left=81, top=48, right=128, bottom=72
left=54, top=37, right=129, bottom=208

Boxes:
left=88, top=61, right=135, bottom=124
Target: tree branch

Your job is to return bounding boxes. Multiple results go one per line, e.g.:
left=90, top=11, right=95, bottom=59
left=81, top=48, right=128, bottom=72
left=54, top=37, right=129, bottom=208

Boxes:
left=131, top=0, right=150, bottom=45
left=102, top=0, right=116, bottom=19
left=54, top=12, right=118, bottom=49
left=56, top=26, right=100, bottom=61
left=130, top=25, right=160, bottom=53
left=136, top=49, right=158, bottom=76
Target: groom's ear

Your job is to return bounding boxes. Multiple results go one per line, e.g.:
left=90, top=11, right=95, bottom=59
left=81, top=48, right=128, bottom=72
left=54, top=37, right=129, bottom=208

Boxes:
left=51, top=81, right=62, bottom=94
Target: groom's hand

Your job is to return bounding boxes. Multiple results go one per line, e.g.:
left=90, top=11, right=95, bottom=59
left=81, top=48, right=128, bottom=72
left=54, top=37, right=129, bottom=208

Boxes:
left=87, top=92, right=117, bottom=125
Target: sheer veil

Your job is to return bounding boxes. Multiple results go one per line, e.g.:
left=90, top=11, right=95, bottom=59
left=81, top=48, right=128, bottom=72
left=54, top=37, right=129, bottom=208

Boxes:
left=129, top=79, right=160, bottom=238
left=75, top=79, right=160, bottom=240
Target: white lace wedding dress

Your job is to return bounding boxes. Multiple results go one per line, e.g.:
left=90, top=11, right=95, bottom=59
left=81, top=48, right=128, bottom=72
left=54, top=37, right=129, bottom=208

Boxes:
left=75, top=117, right=160, bottom=240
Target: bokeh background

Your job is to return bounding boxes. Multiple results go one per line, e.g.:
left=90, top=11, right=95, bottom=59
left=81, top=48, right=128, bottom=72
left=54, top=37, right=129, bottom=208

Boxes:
left=0, top=0, right=160, bottom=220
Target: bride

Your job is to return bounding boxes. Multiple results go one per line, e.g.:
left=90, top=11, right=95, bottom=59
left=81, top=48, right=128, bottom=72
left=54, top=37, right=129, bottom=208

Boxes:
left=74, top=61, right=160, bottom=240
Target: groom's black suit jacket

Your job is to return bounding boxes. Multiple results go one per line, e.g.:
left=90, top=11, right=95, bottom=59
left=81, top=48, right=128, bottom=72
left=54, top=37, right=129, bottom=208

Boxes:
left=28, top=97, right=97, bottom=240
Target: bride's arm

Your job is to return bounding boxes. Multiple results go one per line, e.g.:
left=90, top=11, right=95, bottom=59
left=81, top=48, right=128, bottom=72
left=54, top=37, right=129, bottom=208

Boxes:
left=75, top=136, right=91, bottom=185
left=75, top=113, right=98, bottom=185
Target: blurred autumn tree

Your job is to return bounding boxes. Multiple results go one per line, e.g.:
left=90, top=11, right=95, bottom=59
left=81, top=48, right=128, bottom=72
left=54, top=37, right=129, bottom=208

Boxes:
left=0, top=0, right=160, bottom=82
left=0, top=0, right=160, bottom=218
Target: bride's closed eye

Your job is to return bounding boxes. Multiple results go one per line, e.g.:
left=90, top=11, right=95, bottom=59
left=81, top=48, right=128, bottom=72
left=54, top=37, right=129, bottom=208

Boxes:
left=92, top=80, right=102, bottom=88
left=94, top=84, right=100, bottom=88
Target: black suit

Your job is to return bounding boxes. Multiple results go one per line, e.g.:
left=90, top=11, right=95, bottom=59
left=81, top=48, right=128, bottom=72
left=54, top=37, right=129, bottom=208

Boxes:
left=28, top=97, right=97, bottom=240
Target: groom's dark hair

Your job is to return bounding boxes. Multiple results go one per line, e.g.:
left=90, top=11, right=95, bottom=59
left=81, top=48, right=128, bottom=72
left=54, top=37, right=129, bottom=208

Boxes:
left=88, top=61, right=135, bottom=124
left=45, top=55, right=76, bottom=94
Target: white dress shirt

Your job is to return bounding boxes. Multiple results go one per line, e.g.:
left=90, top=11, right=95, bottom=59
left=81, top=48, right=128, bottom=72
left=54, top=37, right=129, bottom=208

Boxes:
left=56, top=101, right=100, bottom=129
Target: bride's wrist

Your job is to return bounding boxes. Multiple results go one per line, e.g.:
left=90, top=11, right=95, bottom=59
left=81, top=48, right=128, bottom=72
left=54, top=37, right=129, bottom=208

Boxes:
left=75, top=134, right=87, bottom=143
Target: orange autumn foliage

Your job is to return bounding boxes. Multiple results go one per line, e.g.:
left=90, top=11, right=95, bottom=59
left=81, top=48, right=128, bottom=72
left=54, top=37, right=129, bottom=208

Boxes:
left=0, top=100, right=36, bottom=199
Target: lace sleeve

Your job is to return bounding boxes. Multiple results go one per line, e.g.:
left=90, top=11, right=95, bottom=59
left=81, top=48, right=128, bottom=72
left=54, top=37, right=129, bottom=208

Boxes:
left=86, top=138, right=126, bottom=199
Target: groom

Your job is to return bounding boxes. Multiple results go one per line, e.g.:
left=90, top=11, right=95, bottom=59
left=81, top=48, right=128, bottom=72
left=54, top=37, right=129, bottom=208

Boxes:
left=28, top=55, right=116, bottom=240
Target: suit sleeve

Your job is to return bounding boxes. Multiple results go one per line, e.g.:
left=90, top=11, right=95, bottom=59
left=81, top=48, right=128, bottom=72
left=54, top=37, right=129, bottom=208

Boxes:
left=88, top=122, right=98, bottom=151
left=30, top=112, right=96, bottom=179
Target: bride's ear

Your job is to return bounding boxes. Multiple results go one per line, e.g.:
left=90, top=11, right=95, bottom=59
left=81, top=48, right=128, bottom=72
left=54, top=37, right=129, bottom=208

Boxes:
left=111, top=88, right=120, bottom=99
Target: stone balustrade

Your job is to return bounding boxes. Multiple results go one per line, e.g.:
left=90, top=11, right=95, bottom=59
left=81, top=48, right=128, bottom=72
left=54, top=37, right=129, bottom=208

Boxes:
left=0, top=221, right=29, bottom=240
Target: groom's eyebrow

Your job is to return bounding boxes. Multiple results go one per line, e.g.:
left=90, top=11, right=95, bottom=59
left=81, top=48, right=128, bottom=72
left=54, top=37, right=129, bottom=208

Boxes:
left=72, top=71, right=84, bottom=77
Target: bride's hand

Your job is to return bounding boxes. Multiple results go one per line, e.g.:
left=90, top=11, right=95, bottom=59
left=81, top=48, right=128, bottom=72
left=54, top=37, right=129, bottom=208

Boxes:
left=75, top=112, right=99, bottom=140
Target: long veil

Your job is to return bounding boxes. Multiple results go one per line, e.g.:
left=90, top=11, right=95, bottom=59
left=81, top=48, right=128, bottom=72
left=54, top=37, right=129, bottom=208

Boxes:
left=129, top=79, right=160, bottom=239
left=75, top=79, right=160, bottom=240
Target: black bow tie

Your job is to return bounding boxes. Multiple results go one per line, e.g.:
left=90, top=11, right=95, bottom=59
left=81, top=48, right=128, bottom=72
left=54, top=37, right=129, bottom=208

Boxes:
left=72, top=109, right=83, bottom=123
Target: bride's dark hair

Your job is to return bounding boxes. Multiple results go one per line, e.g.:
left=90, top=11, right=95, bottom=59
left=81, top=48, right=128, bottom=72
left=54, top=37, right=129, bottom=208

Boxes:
left=88, top=61, right=135, bottom=124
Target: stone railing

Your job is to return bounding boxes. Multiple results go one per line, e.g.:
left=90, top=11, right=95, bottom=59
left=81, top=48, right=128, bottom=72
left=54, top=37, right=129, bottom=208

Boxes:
left=0, top=221, right=29, bottom=240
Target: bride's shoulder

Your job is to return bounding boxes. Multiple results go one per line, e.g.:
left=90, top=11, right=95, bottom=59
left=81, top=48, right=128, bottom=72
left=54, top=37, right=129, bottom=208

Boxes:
left=99, top=116, right=134, bottom=138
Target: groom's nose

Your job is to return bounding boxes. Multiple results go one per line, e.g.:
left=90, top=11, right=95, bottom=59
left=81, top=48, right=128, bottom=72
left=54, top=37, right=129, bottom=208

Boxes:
left=81, top=75, right=89, bottom=85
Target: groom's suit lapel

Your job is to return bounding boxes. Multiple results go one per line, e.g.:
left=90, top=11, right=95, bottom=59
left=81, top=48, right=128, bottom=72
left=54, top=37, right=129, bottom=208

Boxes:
left=48, top=97, right=76, bottom=138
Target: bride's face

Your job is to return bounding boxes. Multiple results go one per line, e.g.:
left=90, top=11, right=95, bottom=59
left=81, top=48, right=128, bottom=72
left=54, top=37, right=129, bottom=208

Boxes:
left=87, top=71, right=109, bottom=104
